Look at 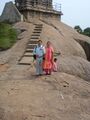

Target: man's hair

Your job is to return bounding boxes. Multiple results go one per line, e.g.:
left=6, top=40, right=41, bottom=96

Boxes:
left=38, top=40, right=42, bottom=42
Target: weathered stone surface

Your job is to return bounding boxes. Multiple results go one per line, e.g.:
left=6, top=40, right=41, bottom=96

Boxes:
left=73, top=35, right=90, bottom=61
left=0, top=20, right=90, bottom=120
left=40, top=20, right=87, bottom=59
left=58, top=56, right=90, bottom=81
left=0, top=21, right=90, bottom=80
left=0, top=2, right=23, bottom=23
left=0, top=73, right=90, bottom=120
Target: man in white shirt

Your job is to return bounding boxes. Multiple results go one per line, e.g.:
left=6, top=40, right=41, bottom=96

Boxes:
left=33, top=40, right=45, bottom=76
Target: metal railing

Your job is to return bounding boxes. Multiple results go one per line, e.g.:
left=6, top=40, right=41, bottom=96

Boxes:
left=33, top=1, right=62, bottom=12
left=53, top=2, right=62, bottom=12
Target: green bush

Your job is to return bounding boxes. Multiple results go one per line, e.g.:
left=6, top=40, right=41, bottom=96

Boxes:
left=74, top=25, right=90, bottom=37
left=0, top=22, right=17, bottom=50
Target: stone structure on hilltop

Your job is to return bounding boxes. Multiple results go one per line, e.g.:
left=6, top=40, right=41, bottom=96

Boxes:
left=15, top=0, right=63, bottom=21
left=0, top=0, right=62, bottom=23
left=15, top=0, right=52, bottom=8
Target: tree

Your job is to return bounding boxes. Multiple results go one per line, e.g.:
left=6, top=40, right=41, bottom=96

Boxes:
left=83, top=27, right=90, bottom=37
left=74, top=25, right=82, bottom=33
left=74, top=25, right=90, bottom=37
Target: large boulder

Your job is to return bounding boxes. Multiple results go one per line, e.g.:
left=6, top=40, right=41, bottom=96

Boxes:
left=40, top=19, right=87, bottom=59
left=0, top=17, right=90, bottom=120
left=0, top=2, right=23, bottom=23
left=0, top=21, right=90, bottom=81
left=58, top=56, right=90, bottom=81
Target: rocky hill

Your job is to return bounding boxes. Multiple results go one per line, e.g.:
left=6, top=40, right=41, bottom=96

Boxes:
left=0, top=20, right=90, bottom=120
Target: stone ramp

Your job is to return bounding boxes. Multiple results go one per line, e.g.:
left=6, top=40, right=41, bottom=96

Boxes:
left=19, top=24, right=43, bottom=65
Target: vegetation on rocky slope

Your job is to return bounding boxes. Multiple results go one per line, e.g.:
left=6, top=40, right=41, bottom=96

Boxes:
left=74, top=25, right=90, bottom=37
left=0, top=22, right=17, bottom=50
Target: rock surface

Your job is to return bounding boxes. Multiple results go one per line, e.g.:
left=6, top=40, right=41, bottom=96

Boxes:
left=58, top=56, right=90, bottom=81
left=0, top=73, right=90, bottom=120
left=0, top=20, right=90, bottom=120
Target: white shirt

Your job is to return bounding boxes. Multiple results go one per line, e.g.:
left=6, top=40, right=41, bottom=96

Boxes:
left=33, top=45, right=45, bottom=57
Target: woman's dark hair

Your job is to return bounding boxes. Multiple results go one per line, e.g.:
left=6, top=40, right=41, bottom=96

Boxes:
left=54, top=58, right=57, bottom=62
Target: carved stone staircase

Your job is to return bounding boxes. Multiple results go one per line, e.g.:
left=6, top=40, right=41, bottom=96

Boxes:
left=19, top=24, right=43, bottom=65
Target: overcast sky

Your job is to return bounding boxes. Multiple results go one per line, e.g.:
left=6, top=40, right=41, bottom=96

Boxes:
left=0, top=0, right=90, bottom=29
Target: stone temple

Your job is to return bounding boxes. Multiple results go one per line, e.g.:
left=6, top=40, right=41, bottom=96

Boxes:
left=0, top=0, right=63, bottom=23
left=15, top=0, right=63, bottom=21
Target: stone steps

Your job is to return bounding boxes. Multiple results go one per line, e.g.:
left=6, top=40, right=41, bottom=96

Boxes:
left=28, top=41, right=38, bottom=44
left=30, top=37, right=39, bottom=39
left=19, top=24, right=43, bottom=65
left=27, top=44, right=37, bottom=49
left=34, top=28, right=42, bottom=31
left=24, top=52, right=33, bottom=57
left=19, top=57, right=32, bottom=65
left=26, top=48, right=34, bottom=52
left=33, top=31, right=41, bottom=33
left=31, top=34, right=40, bottom=36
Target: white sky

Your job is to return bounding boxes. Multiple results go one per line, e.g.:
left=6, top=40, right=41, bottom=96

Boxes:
left=0, top=0, right=90, bottom=29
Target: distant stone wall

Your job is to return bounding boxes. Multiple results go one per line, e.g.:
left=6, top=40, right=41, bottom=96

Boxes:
left=0, top=2, right=23, bottom=23
left=21, top=9, right=61, bottom=22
